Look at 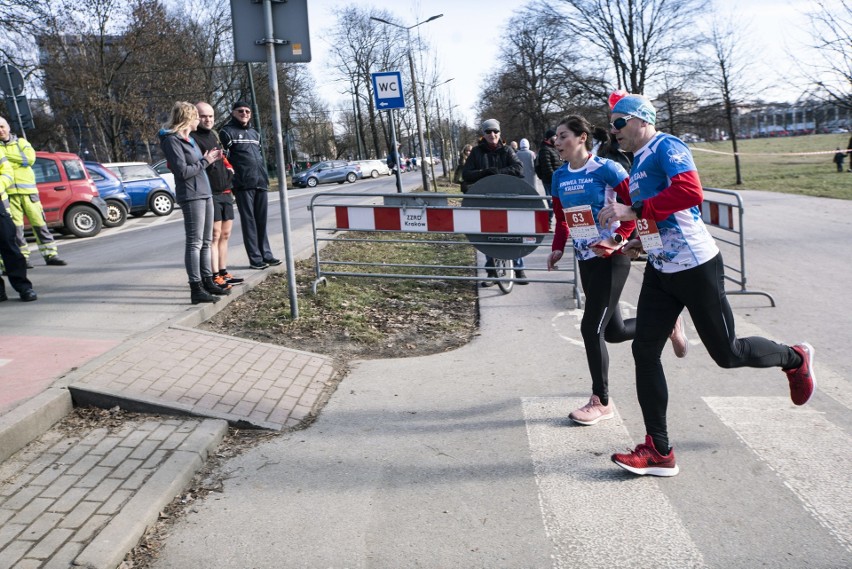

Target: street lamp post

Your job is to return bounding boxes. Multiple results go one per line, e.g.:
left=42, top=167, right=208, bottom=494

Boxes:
left=370, top=14, right=443, bottom=193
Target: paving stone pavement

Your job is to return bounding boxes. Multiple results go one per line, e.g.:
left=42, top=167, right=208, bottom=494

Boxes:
left=68, top=325, right=337, bottom=431
left=0, top=416, right=226, bottom=569
left=0, top=323, right=338, bottom=568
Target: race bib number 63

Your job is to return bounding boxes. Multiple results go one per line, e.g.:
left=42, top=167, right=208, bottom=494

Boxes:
left=636, top=217, right=663, bottom=250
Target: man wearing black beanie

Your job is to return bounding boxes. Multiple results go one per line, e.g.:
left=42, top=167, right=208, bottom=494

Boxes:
left=219, top=101, right=281, bottom=270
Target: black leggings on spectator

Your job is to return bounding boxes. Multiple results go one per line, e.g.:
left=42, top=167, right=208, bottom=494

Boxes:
left=578, top=254, right=635, bottom=406
left=633, top=253, right=801, bottom=454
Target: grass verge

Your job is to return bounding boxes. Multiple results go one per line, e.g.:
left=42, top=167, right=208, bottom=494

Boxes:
left=200, top=179, right=479, bottom=366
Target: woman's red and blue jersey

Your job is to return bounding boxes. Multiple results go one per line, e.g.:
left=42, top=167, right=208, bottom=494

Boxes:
left=551, top=155, right=633, bottom=261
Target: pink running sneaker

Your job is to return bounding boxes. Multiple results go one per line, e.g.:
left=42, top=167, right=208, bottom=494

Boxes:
left=611, top=435, right=680, bottom=477
left=669, top=315, right=688, bottom=358
left=785, top=343, right=816, bottom=406
left=569, top=395, right=614, bottom=426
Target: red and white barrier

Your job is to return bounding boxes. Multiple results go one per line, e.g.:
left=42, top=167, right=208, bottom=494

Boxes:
left=701, top=201, right=735, bottom=230
left=334, top=206, right=550, bottom=234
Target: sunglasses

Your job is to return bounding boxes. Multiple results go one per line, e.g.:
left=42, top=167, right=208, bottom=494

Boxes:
left=610, top=116, right=634, bottom=130
left=235, top=109, right=251, bottom=114
left=484, top=129, right=500, bottom=134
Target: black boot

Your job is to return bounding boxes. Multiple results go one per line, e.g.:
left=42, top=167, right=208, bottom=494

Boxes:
left=202, top=276, right=231, bottom=296
left=190, top=281, right=219, bottom=304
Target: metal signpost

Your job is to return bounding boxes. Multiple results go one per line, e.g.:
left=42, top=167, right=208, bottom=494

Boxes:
left=229, top=0, right=312, bottom=319
left=371, top=71, right=405, bottom=194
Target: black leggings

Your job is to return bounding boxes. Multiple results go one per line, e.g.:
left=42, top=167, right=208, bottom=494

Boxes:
left=633, top=253, right=800, bottom=453
left=578, top=254, right=636, bottom=404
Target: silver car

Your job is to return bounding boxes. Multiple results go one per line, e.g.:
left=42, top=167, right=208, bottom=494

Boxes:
left=293, top=160, right=361, bottom=188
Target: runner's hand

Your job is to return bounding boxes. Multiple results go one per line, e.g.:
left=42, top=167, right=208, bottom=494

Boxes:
left=547, top=250, right=563, bottom=271
left=622, top=239, right=643, bottom=259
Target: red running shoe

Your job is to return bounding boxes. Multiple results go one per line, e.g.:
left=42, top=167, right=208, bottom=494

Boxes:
left=611, top=435, right=680, bottom=477
left=785, top=343, right=816, bottom=406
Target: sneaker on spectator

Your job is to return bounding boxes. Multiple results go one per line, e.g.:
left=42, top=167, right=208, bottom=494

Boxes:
left=784, top=342, right=816, bottom=405
left=221, top=271, right=244, bottom=285
left=263, top=257, right=283, bottom=266
left=669, top=315, right=688, bottom=358
left=569, top=395, right=614, bottom=426
left=611, top=435, right=679, bottom=477
left=213, top=275, right=233, bottom=290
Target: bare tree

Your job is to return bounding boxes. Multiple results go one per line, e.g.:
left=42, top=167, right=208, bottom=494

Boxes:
left=802, top=0, right=852, bottom=109
left=477, top=5, right=609, bottom=144
left=553, top=0, right=708, bottom=95
left=701, top=17, right=761, bottom=185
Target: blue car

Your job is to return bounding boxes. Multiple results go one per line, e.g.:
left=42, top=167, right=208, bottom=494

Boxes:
left=101, top=162, right=175, bottom=217
left=84, top=162, right=132, bottom=228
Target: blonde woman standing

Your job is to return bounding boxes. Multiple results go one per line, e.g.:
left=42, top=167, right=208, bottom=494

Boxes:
left=158, top=101, right=229, bottom=304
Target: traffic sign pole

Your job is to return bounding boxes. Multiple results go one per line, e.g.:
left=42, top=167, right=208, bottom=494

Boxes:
left=389, top=110, right=402, bottom=193
left=1, top=64, right=27, bottom=138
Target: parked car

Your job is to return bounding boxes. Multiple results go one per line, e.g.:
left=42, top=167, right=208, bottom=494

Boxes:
left=292, top=160, right=361, bottom=188
left=152, top=159, right=176, bottom=191
left=32, top=151, right=109, bottom=238
left=354, top=159, right=391, bottom=178
left=102, top=162, right=175, bottom=217
left=84, top=162, right=132, bottom=228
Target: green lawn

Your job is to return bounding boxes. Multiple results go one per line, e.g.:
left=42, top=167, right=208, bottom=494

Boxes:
left=691, top=133, right=852, bottom=199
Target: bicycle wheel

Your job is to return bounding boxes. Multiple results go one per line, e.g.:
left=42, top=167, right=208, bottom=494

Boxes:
left=496, top=258, right=514, bottom=294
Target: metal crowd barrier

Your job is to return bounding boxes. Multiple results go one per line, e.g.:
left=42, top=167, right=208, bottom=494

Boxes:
left=701, top=187, right=775, bottom=306
left=308, top=191, right=583, bottom=307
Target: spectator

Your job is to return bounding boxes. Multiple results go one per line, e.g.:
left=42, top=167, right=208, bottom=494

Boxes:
left=0, top=151, right=36, bottom=301
left=462, top=118, right=528, bottom=284
left=453, top=144, right=472, bottom=186
left=535, top=128, right=562, bottom=222
left=192, top=102, right=243, bottom=288
left=516, top=138, right=537, bottom=190
left=0, top=116, right=66, bottom=267
left=219, top=101, right=281, bottom=270
left=834, top=147, right=846, bottom=172
left=159, top=101, right=230, bottom=304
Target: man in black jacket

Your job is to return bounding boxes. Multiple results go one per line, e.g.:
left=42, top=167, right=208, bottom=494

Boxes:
left=462, top=118, right=528, bottom=284
left=219, top=101, right=280, bottom=270
left=192, top=102, right=243, bottom=288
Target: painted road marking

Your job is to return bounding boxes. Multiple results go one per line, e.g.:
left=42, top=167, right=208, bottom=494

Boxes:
left=704, top=396, right=852, bottom=553
left=522, top=397, right=706, bottom=569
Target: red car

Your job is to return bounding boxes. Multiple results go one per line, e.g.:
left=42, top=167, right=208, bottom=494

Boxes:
left=32, top=151, right=109, bottom=238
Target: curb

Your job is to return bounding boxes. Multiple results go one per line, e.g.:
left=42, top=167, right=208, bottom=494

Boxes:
left=0, top=387, right=73, bottom=464
left=72, top=418, right=228, bottom=569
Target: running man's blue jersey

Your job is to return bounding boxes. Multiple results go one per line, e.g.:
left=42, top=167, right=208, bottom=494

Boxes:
left=629, top=133, right=718, bottom=272
left=552, top=155, right=629, bottom=261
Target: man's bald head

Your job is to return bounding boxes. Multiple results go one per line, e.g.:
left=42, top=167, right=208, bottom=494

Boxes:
left=196, top=102, right=215, bottom=131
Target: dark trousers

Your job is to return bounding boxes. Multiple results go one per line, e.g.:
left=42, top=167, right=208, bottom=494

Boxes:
left=0, top=198, right=32, bottom=293
left=633, top=253, right=798, bottom=452
left=578, top=254, right=635, bottom=402
left=234, top=189, right=273, bottom=265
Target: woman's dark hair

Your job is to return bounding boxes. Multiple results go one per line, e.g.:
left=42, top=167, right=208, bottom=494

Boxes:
left=557, top=115, right=594, bottom=151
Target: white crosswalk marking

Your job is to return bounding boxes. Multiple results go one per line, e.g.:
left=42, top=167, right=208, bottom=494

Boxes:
left=522, top=397, right=707, bottom=569
left=704, top=396, right=852, bottom=553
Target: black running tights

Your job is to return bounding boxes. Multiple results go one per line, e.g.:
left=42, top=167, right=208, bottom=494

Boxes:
left=633, top=253, right=800, bottom=453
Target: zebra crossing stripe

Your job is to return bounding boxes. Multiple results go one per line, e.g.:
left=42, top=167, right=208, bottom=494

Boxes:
left=704, top=396, right=852, bottom=553
left=522, top=397, right=707, bottom=568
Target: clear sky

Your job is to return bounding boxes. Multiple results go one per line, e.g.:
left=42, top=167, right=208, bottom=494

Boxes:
left=304, top=0, right=818, bottom=127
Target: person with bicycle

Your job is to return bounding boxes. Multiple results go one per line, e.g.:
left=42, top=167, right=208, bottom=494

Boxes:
left=462, top=118, right=527, bottom=285
left=547, top=115, right=688, bottom=427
